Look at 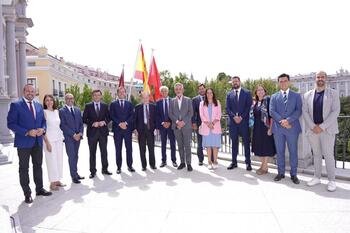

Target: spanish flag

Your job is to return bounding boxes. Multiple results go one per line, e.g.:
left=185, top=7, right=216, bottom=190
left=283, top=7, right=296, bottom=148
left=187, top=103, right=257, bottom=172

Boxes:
left=134, top=44, right=150, bottom=93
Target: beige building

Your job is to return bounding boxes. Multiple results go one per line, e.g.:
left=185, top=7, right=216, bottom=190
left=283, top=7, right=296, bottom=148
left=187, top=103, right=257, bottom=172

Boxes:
left=26, top=42, right=123, bottom=103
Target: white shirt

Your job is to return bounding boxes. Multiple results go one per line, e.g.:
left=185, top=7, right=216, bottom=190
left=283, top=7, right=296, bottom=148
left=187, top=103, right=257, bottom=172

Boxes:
left=177, top=95, right=183, bottom=109
left=66, top=104, right=74, bottom=113
left=94, top=102, right=101, bottom=112
left=23, top=97, right=36, bottom=118
left=280, top=88, right=290, bottom=100
left=119, top=99, right=125, bottom=107
left=233, top=87, right=241, bottom=101
left=143, top=104, right=149, bottom=124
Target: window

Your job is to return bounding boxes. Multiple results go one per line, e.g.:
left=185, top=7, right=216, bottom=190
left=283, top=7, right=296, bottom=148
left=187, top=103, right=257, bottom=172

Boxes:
left=27, top=62, right=35, bottom=67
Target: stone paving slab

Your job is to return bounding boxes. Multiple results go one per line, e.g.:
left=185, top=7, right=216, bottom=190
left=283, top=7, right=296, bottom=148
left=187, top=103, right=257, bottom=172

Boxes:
left=0, top=137, right=349, bottom=233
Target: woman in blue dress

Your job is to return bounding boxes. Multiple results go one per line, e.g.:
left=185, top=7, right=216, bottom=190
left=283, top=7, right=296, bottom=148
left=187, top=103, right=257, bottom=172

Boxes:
left=252, top=85, right=276, bottom=175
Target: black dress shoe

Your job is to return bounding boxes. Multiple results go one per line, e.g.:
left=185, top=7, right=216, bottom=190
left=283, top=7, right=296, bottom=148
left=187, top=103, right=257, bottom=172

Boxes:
left=102, top=171, right=113, bottom=175
left=128, top=167, right=136, bottom=172
left=142, top=167, right=147, bottom=171
left=198, top=161, right=204, bottom=166
left=151, top=166, right=157, bottom=170
left=177, top=163, right=186, bottom=170
left=187, top=164, right=193, bottom=172
left=172, top=162, right=178, bottom=167
left=274, top=174, right=285, bottom=181
left=24, top=195, right=33, bottom=204
left=77, top=175, right=85, bottom=180
left=36, top=189, right=52, bottom=196
left=72, top=179, right=81, bottom=184
left=160, top=162, right=167, bottom=168
left=89, top=173, right=95, bottom=179
left=246, top=164, right=252, bottom=171
left=116, top=169, right=121, bottom=174
left=227, top=163, right=237, bottom=170
left=291, top=176, right=300, bottom=184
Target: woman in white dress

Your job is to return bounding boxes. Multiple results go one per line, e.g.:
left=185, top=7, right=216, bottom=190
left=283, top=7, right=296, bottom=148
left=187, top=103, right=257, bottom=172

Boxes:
left=42, top=95, right=65, bottom=190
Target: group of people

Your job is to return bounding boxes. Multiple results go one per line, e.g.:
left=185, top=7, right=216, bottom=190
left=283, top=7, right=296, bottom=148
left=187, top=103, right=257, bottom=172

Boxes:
left=7, top=70, right=340, bottom=204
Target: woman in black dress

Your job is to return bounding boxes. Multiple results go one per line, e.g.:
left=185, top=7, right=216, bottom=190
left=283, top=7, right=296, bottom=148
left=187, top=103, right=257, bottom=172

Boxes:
left=252, top=85, right=276, bottom=175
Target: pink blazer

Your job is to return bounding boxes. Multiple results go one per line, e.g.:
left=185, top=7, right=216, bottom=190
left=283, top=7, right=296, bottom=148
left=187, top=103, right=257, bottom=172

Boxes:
left=199, top=101, right=222, bottom=136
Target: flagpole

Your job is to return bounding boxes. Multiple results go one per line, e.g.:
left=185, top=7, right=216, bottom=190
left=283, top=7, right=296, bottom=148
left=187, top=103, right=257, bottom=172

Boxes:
left=148, top=48, right=155, bottom=99
left=127, top=39, right=142, bottom=101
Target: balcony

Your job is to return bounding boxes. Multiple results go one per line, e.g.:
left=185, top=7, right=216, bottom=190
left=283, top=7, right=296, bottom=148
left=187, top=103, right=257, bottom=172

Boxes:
left=59, top=90, right=64, bottom=97
left=53, top=88, right=58, bottom=96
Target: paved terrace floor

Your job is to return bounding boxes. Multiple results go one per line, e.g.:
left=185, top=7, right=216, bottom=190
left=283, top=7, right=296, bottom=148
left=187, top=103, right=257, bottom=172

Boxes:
left=0, top=136, right=350, bottom=233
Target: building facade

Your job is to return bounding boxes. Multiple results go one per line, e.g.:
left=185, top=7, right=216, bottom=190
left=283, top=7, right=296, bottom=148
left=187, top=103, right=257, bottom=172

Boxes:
left=0, top=0, right=32, bottom=165
left=26, top=42, right=122, bottom=103
left=291, top=68, right=350, bottom=97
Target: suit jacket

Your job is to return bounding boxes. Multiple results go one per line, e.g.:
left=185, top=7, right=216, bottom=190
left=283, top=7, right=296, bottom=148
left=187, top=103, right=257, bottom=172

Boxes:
left=226, top=88, right=253, bottom=127
left=199, top=101, right=222, bottom=135
left=135, top=103, right=156, bottom=133
left=59, top=106, right=84, bottom=139
left=155, top=98, right=172, bottom=129
left=269, top=90, right=302, bottom=135
left=7, top=98, right=46, bottom=148
left=192, top=95, right=204, bottom=126
left=83, top=102, right=110, bottom=137
left=168, top=96, right=193, bottom=130
left=109, top=99, right=134, bottom=133
left=302, top=87, right=340, bottom=135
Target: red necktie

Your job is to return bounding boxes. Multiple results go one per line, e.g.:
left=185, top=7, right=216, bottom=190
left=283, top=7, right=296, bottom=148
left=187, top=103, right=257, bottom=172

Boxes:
left=28, top=101, right=35, bottom=119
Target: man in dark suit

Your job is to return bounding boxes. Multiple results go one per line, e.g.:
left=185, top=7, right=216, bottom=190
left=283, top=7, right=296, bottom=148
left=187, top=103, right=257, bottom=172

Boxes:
left=192, top=83, right=206, bottom=166
left=7, top=84, right=52, bottom=204
left=134, top=92, right=157, bottom=170
left=59, top=93, right=84, bottom=184
left=83, top=89, right=112, bottom=179
left=110, top=86, right=135, bottom=174
left=156, top=86, right=177, bottom=168
left=270, top=73, right=302, bottom=184
left=226, top=76, right=253, bottom=171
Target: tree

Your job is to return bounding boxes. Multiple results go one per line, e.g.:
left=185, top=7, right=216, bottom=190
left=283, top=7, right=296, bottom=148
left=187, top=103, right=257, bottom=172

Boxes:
left=78, top=84, right=92, bottom=110
left=102, top=90, right=114, bottom=105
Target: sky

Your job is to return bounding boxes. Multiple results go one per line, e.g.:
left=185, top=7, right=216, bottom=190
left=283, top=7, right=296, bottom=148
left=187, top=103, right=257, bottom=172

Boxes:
left=27, top=0, right=350, bottom=82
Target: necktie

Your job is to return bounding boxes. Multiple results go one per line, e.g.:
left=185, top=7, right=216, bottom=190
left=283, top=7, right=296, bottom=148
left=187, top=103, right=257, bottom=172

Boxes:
left=283, top=91, right=288, bottom=105
left=164, top=99, right=169, bottom=121
left=95, top=103, right=100, bottom=117
left=28, top=101, right=35, bottom=119
left=235, top=90, right=239, bottom=115
left=146, top=105, right=150, bottom=129
left=70, top=107, right=75, bottom=119
left=121, top=100, right=124, bottom=109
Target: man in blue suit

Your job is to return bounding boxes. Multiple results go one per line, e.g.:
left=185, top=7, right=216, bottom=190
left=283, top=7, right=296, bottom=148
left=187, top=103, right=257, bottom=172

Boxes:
left=7, top=84, right=52, bottom=204
left=226, top=76, right=253, bottom=171
left=110, top=86, right=135, bottom=174
left=270, top=73, right=302, bottom=184
left=59, top=93, right=84, bottom=184
left=156, top=86, right=177, bottom=168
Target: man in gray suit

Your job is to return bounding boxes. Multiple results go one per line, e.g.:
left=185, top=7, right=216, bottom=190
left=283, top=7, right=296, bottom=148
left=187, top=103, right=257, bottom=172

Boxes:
left=303, top=71, right=340, bottom=192
left=169, top=83, right=194, bottom=171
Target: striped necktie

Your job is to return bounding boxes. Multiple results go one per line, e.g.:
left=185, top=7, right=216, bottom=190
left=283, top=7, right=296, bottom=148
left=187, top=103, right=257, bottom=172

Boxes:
left=283, top=91, right=288, bottom=105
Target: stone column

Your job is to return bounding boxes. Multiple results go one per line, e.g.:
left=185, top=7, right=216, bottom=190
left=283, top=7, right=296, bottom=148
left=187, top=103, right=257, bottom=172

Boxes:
left=0, top=5, right=13, bottom=164
left=5, top=16, right=18, bottom=100
left=18, top=39, right=27, bottom=94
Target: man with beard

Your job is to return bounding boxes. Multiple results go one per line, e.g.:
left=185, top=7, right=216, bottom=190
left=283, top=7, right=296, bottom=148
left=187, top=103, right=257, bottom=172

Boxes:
left=302, top=71, right=340, bottom=191
left=192, top=83, right=206, bottom=166
left=226, top=76, right=253, bottom=171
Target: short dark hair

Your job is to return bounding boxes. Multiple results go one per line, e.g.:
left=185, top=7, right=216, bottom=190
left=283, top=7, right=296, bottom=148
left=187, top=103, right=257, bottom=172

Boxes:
left=92, top=89, right=102, bottom=95
left=198, top=83, right=206, bottom=89
left=231, top=76, right=240, bottom=81
left=43, top=94, right=57, bottom=110
left=278, top=73, right=290, bottom=81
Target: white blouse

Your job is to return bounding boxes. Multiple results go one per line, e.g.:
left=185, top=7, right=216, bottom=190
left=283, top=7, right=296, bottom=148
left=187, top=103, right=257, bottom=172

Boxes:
left=44, top=109, right=64, bottom=142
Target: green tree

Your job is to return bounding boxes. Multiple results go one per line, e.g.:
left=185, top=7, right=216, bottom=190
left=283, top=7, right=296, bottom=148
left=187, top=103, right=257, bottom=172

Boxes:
left=65, top=84, right=82, bottom=109
left=78, top=84, right=92, bottom=110
left=102, top=90, right=113, bottom=105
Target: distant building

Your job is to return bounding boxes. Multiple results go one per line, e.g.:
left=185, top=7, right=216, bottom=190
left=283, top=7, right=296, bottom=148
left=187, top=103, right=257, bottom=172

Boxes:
left=26, top=42, right=123, bottom=102
left=290, top=68, right=350, bottom=97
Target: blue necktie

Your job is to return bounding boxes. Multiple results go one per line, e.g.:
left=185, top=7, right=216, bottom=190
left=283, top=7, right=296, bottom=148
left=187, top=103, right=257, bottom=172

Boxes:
left=283, top=92, right=288, bottom=105
left=70, top=107, right=75, bottom=119
left=164, top=99, right=169, bottom=121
